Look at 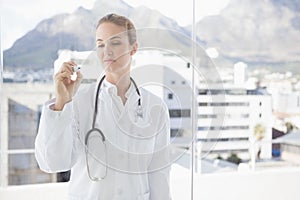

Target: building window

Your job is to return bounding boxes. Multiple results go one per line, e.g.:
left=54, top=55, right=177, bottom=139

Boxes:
left=198, top=90, right=208, bottom=95
left=198, top=114, right=217, bottom=118
left=169, top=109, right=191, bottom=118
left=199, top=102, right=208, bottom=106
left=170, top=129, right=184, bottom=137
left=198, top=125, right=249, bottom=131
left=198, top=138, right=249, bottom=142
left=168, top=93, right=173, bottom=100
left=198, top=102, right=249, bottom=106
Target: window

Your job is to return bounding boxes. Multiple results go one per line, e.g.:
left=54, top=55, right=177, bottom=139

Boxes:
left=198, top=102, right=249, bottom=106
left=198, top=90, right=208, bottom=95
left=170, top=129, right=184, bottom=137
left=198, top=114, right=217, bottom=118
left=198, top=126, right=249, bottom=131
left=169, top=109, right=191, bottom=118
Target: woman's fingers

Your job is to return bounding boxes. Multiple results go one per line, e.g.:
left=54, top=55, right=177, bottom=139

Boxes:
left=56, top=61, right=82, bottom=82
left=52, top=61, right=81, bottom=110
left=55, top=71, right=73, bottom=82
left=59, top=61, right=76, bottom=74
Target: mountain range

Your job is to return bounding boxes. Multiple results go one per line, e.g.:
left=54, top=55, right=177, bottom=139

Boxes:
left=3, top=0, right=300, bottom=73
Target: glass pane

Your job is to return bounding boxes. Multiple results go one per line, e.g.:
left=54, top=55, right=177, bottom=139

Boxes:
left=194, top=0, right=300, bottom=199
left=125, top=1, right=195, bottom=199
left=131, top=29, right=194, bottom=200
left=2, top=0, right=194, bottom=199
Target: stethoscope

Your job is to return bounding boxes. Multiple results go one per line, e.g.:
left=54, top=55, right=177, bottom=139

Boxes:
left=84, top=75, right=142, bottom=181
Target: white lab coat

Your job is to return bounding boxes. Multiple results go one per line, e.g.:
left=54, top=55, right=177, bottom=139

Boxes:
left=35, top=79, right=171, bottom=200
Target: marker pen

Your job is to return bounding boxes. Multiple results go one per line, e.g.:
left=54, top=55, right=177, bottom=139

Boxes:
left=73, top=65, right=81, bottom=72
left=71, top=65, right=81, bottom=81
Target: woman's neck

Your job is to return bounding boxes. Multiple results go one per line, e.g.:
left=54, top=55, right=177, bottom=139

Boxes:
left=105, top=72, right=131, bottom=104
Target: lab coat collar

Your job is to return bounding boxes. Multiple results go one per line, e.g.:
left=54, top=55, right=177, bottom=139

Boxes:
left=102, top=78, right=117, bottom=95
left=99, top=78, right=140, bottom=104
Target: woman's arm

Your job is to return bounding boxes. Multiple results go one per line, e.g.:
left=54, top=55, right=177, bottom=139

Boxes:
left=35, top=61, right=83, bottom=173
left=34, top=98, right=77, bottom=173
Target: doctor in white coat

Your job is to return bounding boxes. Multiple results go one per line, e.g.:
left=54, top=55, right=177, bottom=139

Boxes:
left=35, top=13, right=171, bottom=200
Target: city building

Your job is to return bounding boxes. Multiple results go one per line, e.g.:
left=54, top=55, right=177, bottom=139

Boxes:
left=197, top=86, right=272, bottom=159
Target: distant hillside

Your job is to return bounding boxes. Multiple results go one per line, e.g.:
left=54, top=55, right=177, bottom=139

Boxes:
left=3, top=0, right=192, bottom=70
left=3, top=0, right=300, bottom=73
left=194, top=0, right=300, bottom=66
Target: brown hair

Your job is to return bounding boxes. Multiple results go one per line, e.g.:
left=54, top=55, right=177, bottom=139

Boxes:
left=96, top=13, right=137, bottom=45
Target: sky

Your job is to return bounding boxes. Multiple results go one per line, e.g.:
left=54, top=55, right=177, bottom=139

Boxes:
left=1, top=0, right=230, bottom=50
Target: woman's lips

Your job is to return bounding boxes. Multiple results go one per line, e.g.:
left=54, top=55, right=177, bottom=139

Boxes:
left=104, top=59, right=115, bottom=65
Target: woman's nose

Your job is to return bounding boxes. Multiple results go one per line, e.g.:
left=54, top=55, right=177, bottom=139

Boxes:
left=103, top=44, right=113, bottom=56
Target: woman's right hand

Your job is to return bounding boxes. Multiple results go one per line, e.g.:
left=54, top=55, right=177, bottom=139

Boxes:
left=53, top=61, right=83, bottom=111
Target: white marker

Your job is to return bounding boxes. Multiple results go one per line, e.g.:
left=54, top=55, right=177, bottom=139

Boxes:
left=71, top=65, right=81, bottom=81
left=73, top=65, right=81, bottom=72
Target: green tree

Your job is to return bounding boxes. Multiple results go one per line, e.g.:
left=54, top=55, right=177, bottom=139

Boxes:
left=253, top=123, right=266, bottom=159
left=285, top=121, right=295, bottom=133
left=226, top=153, right=242, bottom=164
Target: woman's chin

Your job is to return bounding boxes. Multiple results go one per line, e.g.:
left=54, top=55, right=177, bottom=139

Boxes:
left=105, top=65, right=129, bottom=74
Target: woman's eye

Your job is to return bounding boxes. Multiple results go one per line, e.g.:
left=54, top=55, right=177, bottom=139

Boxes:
left=111, top=41, right=121, bottom=45
left=98, top=44, right=105, bottom=48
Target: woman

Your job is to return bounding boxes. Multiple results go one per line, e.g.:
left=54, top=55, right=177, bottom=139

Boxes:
left=35, top=13, right=171, bottom=200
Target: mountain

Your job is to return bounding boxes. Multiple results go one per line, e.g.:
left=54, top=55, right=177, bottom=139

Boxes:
left=195, top=0, right=300, bottom=67
left=4, top=0, right=300, bottom=72
left=3, top=0, right=192, bottom=70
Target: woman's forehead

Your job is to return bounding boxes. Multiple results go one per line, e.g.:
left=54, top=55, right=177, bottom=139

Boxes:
left=95, top=22, right=127, bottom=41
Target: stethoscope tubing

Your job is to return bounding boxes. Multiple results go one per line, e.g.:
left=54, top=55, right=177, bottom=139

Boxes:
left=84, top=75, right=141, bottom=181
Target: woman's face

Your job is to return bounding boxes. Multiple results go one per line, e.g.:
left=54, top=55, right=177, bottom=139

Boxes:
left=96, top=22, right=135, bottom=74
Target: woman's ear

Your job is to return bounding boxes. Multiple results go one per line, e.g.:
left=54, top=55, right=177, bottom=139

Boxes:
left=130, top=42, right=138, bottom=56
